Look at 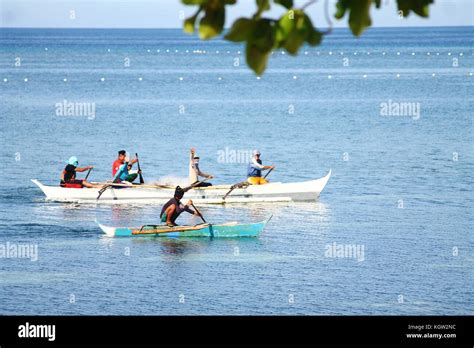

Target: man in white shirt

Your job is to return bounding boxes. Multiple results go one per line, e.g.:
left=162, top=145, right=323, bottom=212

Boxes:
left=189, top=148, right=213, bottom=187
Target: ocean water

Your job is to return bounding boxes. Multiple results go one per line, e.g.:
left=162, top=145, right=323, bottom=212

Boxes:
left=0, top=27, right=472, bottom=315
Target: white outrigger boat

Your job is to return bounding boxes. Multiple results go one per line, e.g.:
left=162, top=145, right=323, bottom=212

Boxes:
left=31, top=170, right=331, bottom=204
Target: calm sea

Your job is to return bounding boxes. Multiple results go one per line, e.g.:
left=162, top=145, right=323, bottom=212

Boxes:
left=0, top=27, right=473, bottom=314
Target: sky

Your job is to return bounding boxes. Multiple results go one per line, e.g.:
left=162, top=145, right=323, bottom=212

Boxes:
left=0, top=0, right=473, bottom=29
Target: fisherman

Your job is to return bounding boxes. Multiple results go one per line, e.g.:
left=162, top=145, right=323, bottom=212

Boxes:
left=60, top=156, right=101, bottom=188
left=112, top=150, right=139, bottom=183
left=189, top=148, right=213, bottom=187
left=160, top=186, right=198, bottom=227
left=247, top=150, right=275, bottom=185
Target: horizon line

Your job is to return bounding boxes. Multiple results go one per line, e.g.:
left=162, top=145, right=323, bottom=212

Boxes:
left=1, top=24, right=473, bottom=30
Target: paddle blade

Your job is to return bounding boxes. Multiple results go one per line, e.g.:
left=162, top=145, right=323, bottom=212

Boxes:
left=135, top=153, right=145, bottom=184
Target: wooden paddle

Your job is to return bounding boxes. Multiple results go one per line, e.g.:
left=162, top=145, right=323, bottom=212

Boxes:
left=183, top=176, right=212, bottom=192
left=190, top=203, right=213, bottom=237
left=190, top=203, right=206, bottom=224
left=84, top=167, right=93, bottom=181
left=135, top=153, right=145, bottom=184
left=263, top=167, right=274, bottom=179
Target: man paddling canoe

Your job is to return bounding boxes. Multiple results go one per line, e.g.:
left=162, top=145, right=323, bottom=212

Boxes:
left=112, top=150, right=139, bottom=183
left=189, top=148, right=213, bottom=187
left=160, top=186, right=198, bottom=227
left=247, top=150, right=275, bottom=185
left=60, top=156, right=101, bottom=188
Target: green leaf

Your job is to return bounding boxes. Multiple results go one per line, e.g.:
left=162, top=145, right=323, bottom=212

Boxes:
left=335, top=0, right=349, bottom=19
left=184, top=17, right=196, bottom=33
left=397, top=0, right=433, bottom=18
left=335, top=0, right=373, bottom=36
left=250, top=18, right=275, bottom=52
left=244, top=18, right=275, bottom=75
left=246, top=43, right=271, bottom=75
left=274, top=0, right=293, bottom=9
left=275, top=10, right=321, bottom=54
left=224, top=17, right=255, bottom=42
left=182, top=0, right=208, bottom=4
left=199, top=6, right=225, bottom=39
left=224, top=18, right=255, bottom=42
left=184, top=8, right=202, bottom=34
left=304, top=15, right=322, bottom=46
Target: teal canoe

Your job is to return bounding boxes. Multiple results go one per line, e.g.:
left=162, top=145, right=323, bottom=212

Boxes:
left=97, top=216, right=271, bottom=238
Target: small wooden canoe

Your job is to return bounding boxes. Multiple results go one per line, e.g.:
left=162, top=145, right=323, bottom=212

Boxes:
left=97, top=217, right=271, bottom=238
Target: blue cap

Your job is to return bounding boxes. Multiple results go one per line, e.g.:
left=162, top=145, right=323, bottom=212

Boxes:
left=67, top=156, right=78, bottom=166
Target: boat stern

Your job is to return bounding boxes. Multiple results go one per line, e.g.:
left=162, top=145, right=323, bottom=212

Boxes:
left=96, top=221, right=116, bottom=237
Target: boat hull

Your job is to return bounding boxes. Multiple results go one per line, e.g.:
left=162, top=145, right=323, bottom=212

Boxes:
left=97, top=219, right=269, bottom=238
left=31, top=170, right=331, bottom=204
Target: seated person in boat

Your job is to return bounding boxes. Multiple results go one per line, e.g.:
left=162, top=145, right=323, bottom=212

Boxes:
left=189, top=148, right=213, bottom=187
left=160, top=186, right=197, bottom=227
left=60, top=156, right=100, bottom=188
left=113, top=154, right=139, bottom=184
left=247, top=150, right=274, bottom=185
left=112, top=150, right=139, bottom=183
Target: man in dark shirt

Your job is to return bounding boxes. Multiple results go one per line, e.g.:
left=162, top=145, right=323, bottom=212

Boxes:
left=160, top=186, right=197, bottom=227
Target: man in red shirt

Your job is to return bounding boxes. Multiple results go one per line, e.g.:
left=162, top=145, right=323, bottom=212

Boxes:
left=112, top=150, right=138, bottom=181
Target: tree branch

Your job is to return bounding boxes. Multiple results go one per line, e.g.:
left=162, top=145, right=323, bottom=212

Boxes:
left=301, top=0, right=318, bottom=10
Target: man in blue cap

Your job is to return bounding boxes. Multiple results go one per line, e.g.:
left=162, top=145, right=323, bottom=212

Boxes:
left=60, top=156, right=100, bottom=188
